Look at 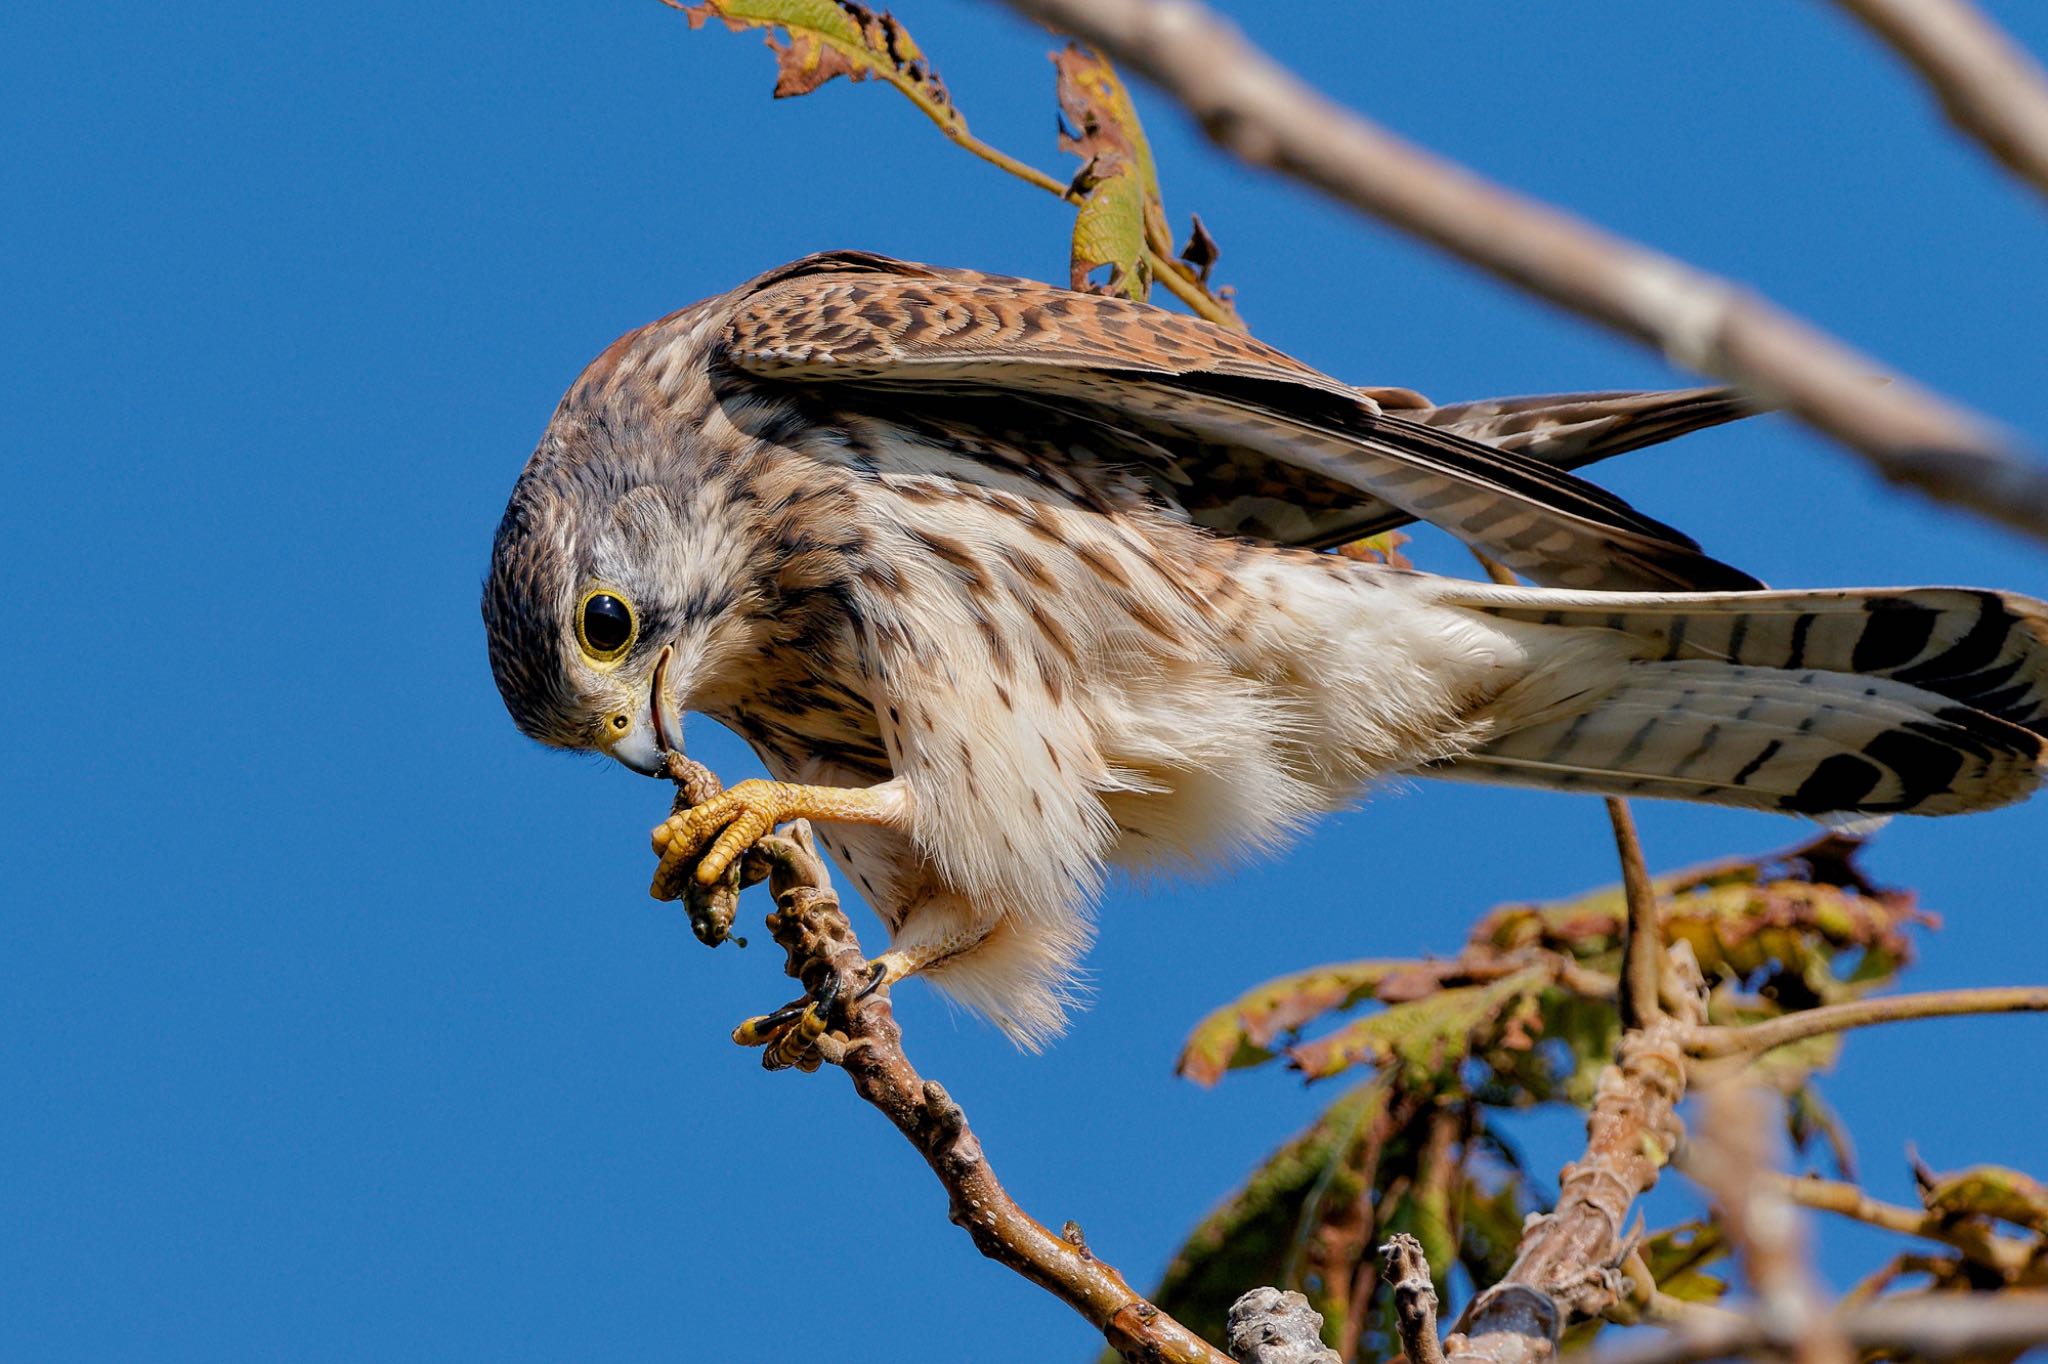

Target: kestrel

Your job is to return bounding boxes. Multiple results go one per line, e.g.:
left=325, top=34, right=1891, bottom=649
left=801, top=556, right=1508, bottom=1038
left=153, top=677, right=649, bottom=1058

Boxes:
left=485, top=251, right=2048, bottom=1044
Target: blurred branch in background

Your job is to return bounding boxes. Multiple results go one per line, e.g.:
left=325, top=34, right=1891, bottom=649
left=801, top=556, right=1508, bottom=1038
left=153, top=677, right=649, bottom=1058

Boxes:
left=990, top=0, right=2048, bottom=545
left=1832, top=0, right=2048, bottom=203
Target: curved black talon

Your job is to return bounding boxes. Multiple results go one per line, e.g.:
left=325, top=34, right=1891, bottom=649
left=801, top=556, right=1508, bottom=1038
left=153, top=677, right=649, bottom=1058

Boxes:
left=855, top=959, right=890, bottom=1002
left=808, top=971, right=843, bottom=1025
left=738, top=995, right=813, bottom=1041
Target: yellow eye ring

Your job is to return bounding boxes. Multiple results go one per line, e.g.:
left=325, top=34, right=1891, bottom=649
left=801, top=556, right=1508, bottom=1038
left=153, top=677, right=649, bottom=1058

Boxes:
left=575, top=589, right=637, bottom=664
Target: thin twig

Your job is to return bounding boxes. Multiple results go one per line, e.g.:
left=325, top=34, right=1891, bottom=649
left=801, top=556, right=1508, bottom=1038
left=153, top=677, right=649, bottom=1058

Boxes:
left=1591, top=1292, right=2048, bottom=1364
left=1381, top=1234, right=1448, bottom=1364
left=1687, top=985, right=2048, bottom=1058
left=741, top=823, right=1232, bottom=1364
left=1605, top=798, right=1664, bottom=1031
left=1833, top=0, right=2048, bottom=203
left=1767, top=1171, right=2034, bottom=1277
left=1613, top=1249, right=1749, bottom=1333
left=990, top=0, right=2048, bottom=543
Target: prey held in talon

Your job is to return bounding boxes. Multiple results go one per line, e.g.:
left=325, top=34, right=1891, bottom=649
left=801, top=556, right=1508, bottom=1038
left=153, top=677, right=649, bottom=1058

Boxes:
left=486, top=250, right=2048, bottom=1049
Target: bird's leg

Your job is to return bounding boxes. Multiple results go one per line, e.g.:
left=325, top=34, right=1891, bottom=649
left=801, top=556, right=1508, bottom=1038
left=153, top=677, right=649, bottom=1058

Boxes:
left=648, top=777, right=910, bottom=896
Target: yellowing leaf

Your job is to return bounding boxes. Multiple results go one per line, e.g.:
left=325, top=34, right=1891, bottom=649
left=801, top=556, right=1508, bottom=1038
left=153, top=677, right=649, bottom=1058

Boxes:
left=671, top=1, right=965, bottom=129
left=1287, top=966, right=1550, bottom=1084
left=1335, top=529, right=1413, bottom=568
left=1176, top=960, right=1407, bottom=1086
left=1920, top=1164, right=2048, bottom=1234
left=1053, top=44, right=1160, bottom=301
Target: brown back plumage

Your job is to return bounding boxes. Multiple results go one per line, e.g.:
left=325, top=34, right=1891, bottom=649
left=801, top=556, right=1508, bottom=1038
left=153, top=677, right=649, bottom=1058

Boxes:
left=719, top=252, right=1761, bottom=591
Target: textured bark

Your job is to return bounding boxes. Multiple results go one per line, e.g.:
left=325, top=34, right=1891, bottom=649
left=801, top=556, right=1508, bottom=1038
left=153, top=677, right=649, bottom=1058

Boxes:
left=1225, top=1288, right=1342, bottom=1364
left=1444, top=952, right=1704, bottom=1364
left=1381, top=1234, right=1447, bottom=1364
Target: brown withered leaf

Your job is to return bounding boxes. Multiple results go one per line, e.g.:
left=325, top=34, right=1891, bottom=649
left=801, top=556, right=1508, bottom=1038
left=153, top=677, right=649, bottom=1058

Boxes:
left=1179, top=213, right=1221, bottom=282
left=764, top=26, right=860, bottom=97
left=1177, top=960, right=1407, bottom=1086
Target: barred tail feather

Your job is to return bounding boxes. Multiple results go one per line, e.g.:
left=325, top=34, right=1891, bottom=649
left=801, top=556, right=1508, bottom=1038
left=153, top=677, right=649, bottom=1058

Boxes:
left=1441, top=662, right=2044, bottom=814
left=1433, top=583, right=2048, bottom=817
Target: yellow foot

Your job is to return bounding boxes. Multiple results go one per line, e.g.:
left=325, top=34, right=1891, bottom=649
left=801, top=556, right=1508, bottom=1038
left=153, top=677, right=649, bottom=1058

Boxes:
left=732, top=992, right=835, bottom=1072
left=649, top=778, right=907, bottom=894
left=732, top=957, right=902, bottom=1072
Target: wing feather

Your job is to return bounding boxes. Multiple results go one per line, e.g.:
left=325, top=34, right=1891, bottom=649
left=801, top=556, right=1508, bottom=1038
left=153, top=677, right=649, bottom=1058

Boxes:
left=721, top=253, right=1759, bottom=591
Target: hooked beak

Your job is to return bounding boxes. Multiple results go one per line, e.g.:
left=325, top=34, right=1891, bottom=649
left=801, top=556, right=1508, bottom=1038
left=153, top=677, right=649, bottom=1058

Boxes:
left=604, top=645, right=681, bottom=778
left=649, top=645, right=677, bottom=756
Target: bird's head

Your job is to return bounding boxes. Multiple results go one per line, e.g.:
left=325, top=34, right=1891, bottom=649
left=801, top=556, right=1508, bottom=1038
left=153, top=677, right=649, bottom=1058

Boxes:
left=483, top=417, right=761, bottom=776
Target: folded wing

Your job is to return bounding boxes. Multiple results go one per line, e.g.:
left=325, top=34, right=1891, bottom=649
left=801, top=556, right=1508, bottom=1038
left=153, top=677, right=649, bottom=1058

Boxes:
left=720, top=252, right=1760, bottom=592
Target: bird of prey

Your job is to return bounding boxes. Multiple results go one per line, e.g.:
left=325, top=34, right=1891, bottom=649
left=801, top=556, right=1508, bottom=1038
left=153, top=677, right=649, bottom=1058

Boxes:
left=485, top=251, right=2048, bottom=1045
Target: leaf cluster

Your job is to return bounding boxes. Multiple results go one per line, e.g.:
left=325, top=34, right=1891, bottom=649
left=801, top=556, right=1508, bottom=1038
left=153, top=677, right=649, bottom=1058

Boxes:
left=1156, top=834, right=1928, bottom=1360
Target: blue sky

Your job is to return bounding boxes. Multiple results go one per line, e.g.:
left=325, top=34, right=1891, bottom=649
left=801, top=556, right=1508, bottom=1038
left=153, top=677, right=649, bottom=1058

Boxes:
left=4, top=3, right=2046, bottom=1360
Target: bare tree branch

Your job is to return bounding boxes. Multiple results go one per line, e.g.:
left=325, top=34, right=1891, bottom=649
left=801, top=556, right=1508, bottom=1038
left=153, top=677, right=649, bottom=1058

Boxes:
left=1443, top=947, right=1707, bottom=1364
left=1686, top=1086, right=1850, bottom=1364
left=1687, top=985, right=2048, bottom=1058
left=1592, top=1292, right=2048, bottom=1364
left=730, top=820, right=1233, bottom=1364
left=989, top=0, right=2048, bottom=543
left=1833, top=0, right=2048, bottom=202
left=1605, top=798, right=1664, bottom=1031
left=1766, top=1170, right=2034, bottom=1277
left=1381, top=1234, right=1448, bottom=1364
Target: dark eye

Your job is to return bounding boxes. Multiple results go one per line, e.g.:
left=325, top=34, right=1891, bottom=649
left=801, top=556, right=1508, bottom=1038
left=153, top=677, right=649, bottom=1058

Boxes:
left=577, top=591, right=636, bottom=661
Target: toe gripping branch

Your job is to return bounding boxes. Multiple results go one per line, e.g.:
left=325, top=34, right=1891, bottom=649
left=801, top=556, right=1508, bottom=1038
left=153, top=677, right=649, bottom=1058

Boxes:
left=654, top=753, right=881, bottom=1072
left=644, top=769, right=1230, bottom=1362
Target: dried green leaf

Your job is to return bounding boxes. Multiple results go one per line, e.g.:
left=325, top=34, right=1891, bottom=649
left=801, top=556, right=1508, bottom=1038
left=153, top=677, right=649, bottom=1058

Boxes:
left=1288, top=966, right=1550, bottom=1084
left=1920, top=1165, right=2048, bottom=1235
left=1475, top=833, right=1928, bottom=999
left=1643, top=1221, right=1731, bottom=1304
left=1176, top=960, right=1408, bottom=1086
left=1066, top=155, right=1148, bottom=300
left=1053, top=44, right=1159, bottom=300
